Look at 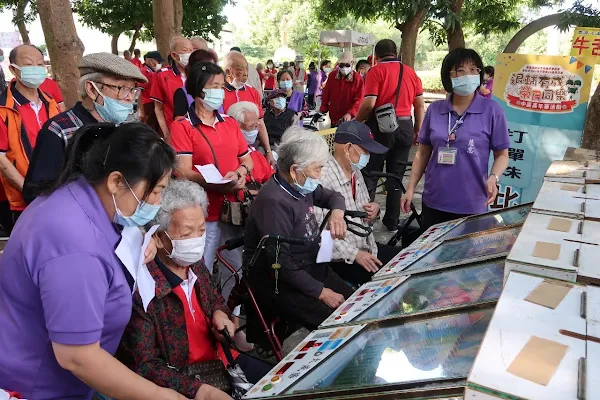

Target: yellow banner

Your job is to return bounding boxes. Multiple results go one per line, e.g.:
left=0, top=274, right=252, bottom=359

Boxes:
left=570, top=27, right=600, bottom=58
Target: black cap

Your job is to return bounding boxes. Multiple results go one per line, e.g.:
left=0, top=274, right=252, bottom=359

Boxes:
left=145, top=51, right=164, bottom=62
left=334, top=121, right=388, bottom=154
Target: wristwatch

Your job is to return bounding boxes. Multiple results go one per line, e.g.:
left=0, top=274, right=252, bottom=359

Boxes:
left=490, top=173, right=500, bottom=183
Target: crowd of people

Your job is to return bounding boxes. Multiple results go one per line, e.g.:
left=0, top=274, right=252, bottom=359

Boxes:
left=0, top=34, right=508, bottom=400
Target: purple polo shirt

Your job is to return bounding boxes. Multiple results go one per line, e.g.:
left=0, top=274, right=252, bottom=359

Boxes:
left=417, top=92, right=509, bottom=214
left=0, top=177, right=132, bottom=399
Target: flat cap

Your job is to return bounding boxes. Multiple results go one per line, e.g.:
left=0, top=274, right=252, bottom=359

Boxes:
left=267, top=89, right=287, bottom=100
left=79, top=52, right=147, bottom=83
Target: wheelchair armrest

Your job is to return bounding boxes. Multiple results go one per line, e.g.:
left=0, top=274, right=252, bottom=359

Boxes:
left=224, top=236, right=245, bottom=250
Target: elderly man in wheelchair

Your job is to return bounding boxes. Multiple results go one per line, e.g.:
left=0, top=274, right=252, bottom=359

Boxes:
left=242, top=126, right=355, bottom=339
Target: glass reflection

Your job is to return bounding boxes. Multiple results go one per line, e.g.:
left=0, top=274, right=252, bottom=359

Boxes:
left=357, top=262, right=504, bottom=322
left=405, top=226, right=521, bottom=272
left=437, top=205, right=531, bottom=241
left=287, top=309, right=492, bottom=393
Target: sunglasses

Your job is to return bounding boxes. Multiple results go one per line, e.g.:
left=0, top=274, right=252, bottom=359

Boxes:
left=339, top=63, right=352, bottom=68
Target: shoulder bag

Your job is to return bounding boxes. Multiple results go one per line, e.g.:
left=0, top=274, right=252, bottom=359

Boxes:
left=374, top=62, right=404, bottom=134
left=194, top=126, right=251, bottom=226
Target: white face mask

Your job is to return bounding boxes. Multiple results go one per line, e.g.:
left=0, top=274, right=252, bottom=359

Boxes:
left=154, top=63, right=162, bottom=72
left=340, top=67, right=352, bottom=76
left=230, top=78, right=246, bottom=90
left=177, top=52, right=192, bottom=67
left=242, top=129, right=259, bottom=144
left=166, top=233, right=206, bottom=267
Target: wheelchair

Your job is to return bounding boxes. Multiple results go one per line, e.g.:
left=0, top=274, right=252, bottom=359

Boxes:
left=215, top=210, right=372, bottom=361
left=362, top=166, right=423, bottom=248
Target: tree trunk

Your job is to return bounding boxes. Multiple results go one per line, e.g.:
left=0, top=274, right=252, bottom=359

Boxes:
left=153, top=0, right=175, bottom=58
left=446, top=0, right=466, bottom=50
left=582, top=83, right=600, bottom=150
left=111, top=32, right=120, bottom=55
left=173, top=0, right=183, bottom=35
left=503, top=13, right=563, bottom=53
left=15, top=0, right=31, bottom=44
left=128, top=27, right=142, bottom=53
left=37, top=0, right=84, bottom=108
left=397, top=7, right=426, bottom=68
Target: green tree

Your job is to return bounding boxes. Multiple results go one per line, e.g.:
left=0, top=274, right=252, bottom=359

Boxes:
left=0, top=0, right=37, bottom=44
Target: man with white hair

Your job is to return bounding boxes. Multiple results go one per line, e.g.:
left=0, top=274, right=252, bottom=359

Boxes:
left=319, top=51, right=364, bottom=126
left=191, top=36, right=208, bottom=51
left=230, top=46, right=263, bottom=100
left=227, top=101, right=274, bottom=186
left=22, top=52, right=147, bottom=206
left=222, top=51, right=275, bottom=165
left=150, top=35, right=193, bottom=140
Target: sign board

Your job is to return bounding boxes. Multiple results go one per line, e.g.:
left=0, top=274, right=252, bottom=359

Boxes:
left=570, top=27, right=600, bottom=59
left=490, top=54, right=595, bottom=207
left=0, top=32, right=21, bottom=48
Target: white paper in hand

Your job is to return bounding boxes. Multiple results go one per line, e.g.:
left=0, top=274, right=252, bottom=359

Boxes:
left=317, top=230, right=334, bottom=263
left=195, top=164, right=232, bottom=184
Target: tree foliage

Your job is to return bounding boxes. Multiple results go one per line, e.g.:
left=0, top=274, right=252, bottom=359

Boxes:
left=558, top=0, right=600, bottom=30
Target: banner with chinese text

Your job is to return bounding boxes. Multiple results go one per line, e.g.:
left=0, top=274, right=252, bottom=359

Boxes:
left=570, top=27, right=600, bottom=59
left=490, top=54, right=595, bottom=209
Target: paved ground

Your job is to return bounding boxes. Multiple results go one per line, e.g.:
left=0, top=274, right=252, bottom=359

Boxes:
left=279, top=146, right=425, bottom=357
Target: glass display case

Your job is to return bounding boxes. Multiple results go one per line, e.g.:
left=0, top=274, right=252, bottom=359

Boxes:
left=283, top=309, right=493, bottom=397
left=398, top=226, right=521, bottom=276
left=433, top=204, right=530, bottom=242
left=356, top=262, right=503, bottom=324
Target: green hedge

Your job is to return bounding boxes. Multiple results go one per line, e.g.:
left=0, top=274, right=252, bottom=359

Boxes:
left=417, top=70, right=445, bottom=94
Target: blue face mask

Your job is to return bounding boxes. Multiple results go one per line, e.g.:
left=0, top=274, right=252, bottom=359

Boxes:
left=12, top=65, right=46, bottom=89
left=242, top=129, right=258, bottom=145
left=201, top=88, right=225, bottom=111
left=273, top=96, right=287, bottom=110
left=350, top=145, right=370, bottom=170
left=91, top=82, right=133, bottom=124
left=451, top=74, right=481, bottom=97
left=279, top=80, right=293, bottom=90
left=0, top=56, right=4, bottom=63
left=112, top=182, right=161, bottom=227
left=294, top=169, right=320, bottom=195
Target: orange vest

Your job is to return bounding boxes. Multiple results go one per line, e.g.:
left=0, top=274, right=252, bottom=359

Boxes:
left=0, top=88, right=59, bottom=210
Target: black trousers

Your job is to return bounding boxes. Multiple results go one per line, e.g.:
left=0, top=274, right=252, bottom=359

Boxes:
left=329, top=243, right=401, bottom=286
left=362, top=118, right=413, bottom=228
left=421, top=201, right=472, bottom=231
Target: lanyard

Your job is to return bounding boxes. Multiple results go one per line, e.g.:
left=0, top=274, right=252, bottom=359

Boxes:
left=447, top=112, right=467, bottom=147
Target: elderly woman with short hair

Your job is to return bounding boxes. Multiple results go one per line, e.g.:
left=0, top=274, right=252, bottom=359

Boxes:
left=227, top=101, right=274, bottom=188
left=244, top=127, right=354, bottom=331
left=119, top=179, right=270, bottom=400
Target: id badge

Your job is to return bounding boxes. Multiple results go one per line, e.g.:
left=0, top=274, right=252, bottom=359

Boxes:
left=438, top=147, right=457, bottom=165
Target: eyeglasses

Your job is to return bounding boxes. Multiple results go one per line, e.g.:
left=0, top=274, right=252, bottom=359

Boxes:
left=339, top=63, right=351, bottom=68
left=451, top=67, right=481, bottom=77
left=94, top=81, right=141, bottom=101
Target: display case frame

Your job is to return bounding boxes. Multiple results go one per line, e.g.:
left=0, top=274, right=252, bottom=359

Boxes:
left=320, top=261, right=504, bottom=328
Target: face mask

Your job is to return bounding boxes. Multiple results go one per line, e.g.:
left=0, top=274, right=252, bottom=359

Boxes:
left=279, top=80, right=293, bottom=90
left=177, top=52, right=192, bottom=67
left=242, top=129, right=259, bottom=144
left=294, top=169, right=320, bottom=195
left=0, top=56, right=5, bottom=63
left=349, top=146, right=370, bottom=170
left=324, top=67, right=332, bottom=74
left=230, top=79, right=245, bottom=90
left=451, top=74, right=481, bottom=96
left=112, top=182, right=161, bottom=227
left=267, top=64, right=273, bottom=68
left=12, top=65, right=46, bottom=89
left=200, top=88, right=225, bottom=111
left=91, top=82, right=133, bottom=124
left=298, top=63, right=303, bottom=69
left=154, top=63, right=162, bottom=71
left=272, top=97, right=286, bottom=110
left=340, top=67, right=352, bottom=76
left=166, top=232, right=206, bottom=267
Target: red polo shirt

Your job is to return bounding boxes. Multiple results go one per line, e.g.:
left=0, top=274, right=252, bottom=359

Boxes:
left=130, top=58, right=142, bottom=69
left=40, top=79, right=63, bottom=104
left=139, top=64, right=156, bottom=105
left=150, top=65, right=185, bottom=128
left=170, top=110, right=250, bottom=221
left=364, top=58, right=423, bottom=117
left=264, top=68, right=278, bottom=90
left=223, top=83, right=264, bottom=118
left=320, top=70, right=364, bottom=123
